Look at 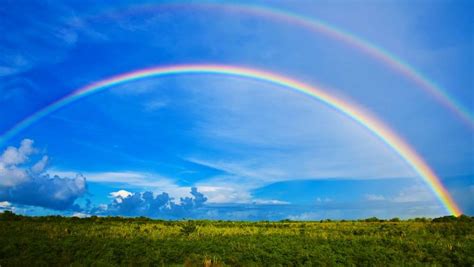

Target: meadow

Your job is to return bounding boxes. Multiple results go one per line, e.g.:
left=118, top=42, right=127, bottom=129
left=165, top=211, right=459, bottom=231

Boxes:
left=0, top=211, right=473, bottom=266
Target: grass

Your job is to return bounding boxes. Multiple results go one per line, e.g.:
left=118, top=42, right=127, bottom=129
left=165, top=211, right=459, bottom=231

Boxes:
left=0, top=212, right=473, bottom=266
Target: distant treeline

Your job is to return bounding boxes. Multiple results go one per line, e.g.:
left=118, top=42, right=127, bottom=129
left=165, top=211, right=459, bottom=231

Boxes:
left=1, top=210, right=473, bottom=266
left=1, top=210, right=473, bottom=223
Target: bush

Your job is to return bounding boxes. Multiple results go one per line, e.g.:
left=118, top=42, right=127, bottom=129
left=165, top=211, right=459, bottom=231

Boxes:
left=0, top=214, right=472, bottom=266
left=180, top=221, right=197, bottom=236
left=0, top=211, right=21, bottom=221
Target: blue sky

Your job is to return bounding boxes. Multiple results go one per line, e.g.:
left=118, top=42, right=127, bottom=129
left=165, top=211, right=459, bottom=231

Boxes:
left=0, top=0, right=472, bottom=220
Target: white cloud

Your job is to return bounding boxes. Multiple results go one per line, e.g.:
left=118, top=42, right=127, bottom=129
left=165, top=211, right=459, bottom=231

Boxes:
left=109, top=190, right=133, bottom=202
left=52, top=174, right=86, bottom=201
left=32, top=155, right=48, bottom=173
left=0, top=139, right=35, bottom=166
left=0, top=166, right=28, bottom=187
left=196, top=176, right=293, bottom=205
left=0, top=139, right=36, bottom=187
left=197, top=185, right=252, bottom=204
left=0, top=201, right=11, bottom=208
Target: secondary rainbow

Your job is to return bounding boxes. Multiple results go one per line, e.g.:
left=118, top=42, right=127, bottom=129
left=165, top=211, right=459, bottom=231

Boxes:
left=95, top=2, right=474, bottom=128
left=0, top=64, right=462, bottom=216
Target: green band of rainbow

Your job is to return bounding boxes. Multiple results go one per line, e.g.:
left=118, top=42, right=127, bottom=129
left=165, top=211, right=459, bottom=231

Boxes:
left=0, top=64, right=462, bottom=216
left=96, top=2, right=473, bottom=128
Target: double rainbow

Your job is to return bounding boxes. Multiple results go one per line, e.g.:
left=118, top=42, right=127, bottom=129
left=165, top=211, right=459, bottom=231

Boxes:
left=95, top=2, right=473, bottom=128
left=0, top=64, right=462, bottom=216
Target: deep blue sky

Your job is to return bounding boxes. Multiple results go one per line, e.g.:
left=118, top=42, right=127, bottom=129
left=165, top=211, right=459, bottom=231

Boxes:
left=0, top=0, right=472, bottom=220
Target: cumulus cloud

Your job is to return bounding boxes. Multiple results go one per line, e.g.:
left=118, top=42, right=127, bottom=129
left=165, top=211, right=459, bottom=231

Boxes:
left=96, top=187, right=207, bottom=218
left=0, top=139, right=35, bottom=165
left=0, top=139, right=86, bottom=210
left=0, top=139, right=36, bottom=187
left=109, top=190, right=133, bottom=201
left=31, top=155, right=48, bottom=173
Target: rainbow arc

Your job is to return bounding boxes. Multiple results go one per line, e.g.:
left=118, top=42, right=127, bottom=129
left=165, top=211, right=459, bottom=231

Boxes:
left=0, top=64, right=462, bottom=216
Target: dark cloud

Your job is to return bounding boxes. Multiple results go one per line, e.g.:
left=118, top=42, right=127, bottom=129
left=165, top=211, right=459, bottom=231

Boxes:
left=97, top=187, right=208, bottom=218
left=0, top=139, right=86, bottom=211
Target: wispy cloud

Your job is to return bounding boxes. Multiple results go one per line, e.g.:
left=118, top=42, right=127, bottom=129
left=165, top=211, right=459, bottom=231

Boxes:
left=197, top=185, right=253, bottom=204
left=143, top=99, right=168, bottom=111
left=252, top=199, right=290, bottom=205
left=50, top=170, right=154, bottom=184
left=391, top=185, right=436, bottom=203
left=365, top=194, right=386, bottom=201
left=0, top=2, right=80, bottom=76
left=187, top=157, right=287, bottom=182
left=177, top=77, right=417, bottom=181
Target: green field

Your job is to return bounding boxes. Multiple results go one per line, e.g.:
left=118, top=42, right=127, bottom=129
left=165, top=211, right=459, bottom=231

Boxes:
left=0, top=212, right=473, bottom=266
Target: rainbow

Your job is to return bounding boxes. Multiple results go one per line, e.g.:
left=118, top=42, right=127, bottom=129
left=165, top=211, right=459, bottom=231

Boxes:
left=94, top=2, right=474, bottom=128
left=0, top=64, right=462, bottom=216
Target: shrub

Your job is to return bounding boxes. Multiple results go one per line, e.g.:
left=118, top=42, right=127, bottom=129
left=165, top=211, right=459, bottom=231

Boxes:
left=180, top=221, right=197, bottom=236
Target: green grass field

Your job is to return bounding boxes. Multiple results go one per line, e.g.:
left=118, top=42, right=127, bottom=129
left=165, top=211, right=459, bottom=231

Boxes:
left=0, top=212, right=473, bottom=266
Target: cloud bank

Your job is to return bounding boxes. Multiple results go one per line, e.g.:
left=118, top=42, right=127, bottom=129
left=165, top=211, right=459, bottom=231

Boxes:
left=94, top=187, right=208, bottom=218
